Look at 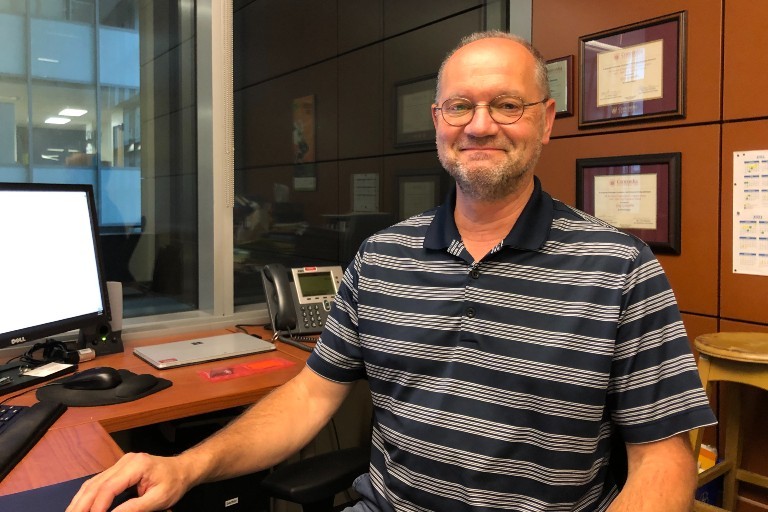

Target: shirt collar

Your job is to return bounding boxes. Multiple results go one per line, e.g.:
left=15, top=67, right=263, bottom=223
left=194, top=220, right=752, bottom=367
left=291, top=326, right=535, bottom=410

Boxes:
left=424, top=176, right=553, bottom=252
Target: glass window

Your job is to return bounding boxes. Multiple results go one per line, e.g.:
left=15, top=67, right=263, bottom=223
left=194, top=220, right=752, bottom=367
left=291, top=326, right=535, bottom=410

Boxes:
left=0, top=0, right=199, bottom=319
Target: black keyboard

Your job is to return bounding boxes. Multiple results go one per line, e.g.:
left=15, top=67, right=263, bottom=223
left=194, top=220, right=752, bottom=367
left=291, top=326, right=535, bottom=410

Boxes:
left=0, top=401, right=67, bottom=481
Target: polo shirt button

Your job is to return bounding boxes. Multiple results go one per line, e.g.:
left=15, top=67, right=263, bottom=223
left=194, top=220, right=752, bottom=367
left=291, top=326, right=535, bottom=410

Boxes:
left=465, top=307, right=476, bottom=318
left=470, top=269, right=480, bottom=279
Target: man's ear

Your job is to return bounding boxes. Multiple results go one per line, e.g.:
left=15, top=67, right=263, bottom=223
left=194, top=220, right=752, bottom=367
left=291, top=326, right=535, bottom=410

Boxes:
left=540, top=98, right=556, bottom=144
left=431, top=104, right=439, bottom=129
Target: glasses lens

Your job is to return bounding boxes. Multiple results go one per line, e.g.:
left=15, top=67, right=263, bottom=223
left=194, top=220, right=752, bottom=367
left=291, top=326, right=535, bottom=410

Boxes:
left=489, top=96, right=525, bottom=124
left=441, top=98, right=474, bottom=125
left=439, top=96, right=529, bottom=126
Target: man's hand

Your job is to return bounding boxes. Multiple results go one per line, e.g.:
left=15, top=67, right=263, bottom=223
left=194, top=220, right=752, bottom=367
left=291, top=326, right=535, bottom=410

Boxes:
left=65, top=367, right=352, bottom=512
left=66, top=452, right=193, bottom=512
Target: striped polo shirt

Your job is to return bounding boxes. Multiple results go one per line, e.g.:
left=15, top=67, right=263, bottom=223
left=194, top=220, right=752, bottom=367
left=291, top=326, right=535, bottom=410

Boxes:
left=307, top=177, right=716, bottom=511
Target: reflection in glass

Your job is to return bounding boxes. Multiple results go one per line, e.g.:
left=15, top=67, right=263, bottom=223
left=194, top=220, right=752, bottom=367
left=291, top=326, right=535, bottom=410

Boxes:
left=29, top=82, right=97, bottom=169
left=0, top=77, right=26, bottom=176
left=0, top=0, right=198, bottom=318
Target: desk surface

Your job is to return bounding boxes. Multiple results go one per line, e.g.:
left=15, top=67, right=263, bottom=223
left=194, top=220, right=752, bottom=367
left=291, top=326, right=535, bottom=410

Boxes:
left=0, top=327, right=310, bottom=496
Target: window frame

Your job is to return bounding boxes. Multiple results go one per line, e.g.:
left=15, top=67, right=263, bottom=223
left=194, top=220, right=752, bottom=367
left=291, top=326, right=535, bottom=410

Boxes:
left=97, top=0, right=269, bottom=343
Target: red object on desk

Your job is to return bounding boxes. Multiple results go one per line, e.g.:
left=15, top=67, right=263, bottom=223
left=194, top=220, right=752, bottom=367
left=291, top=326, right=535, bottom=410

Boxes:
left=198, top=357, right=296, bottom=382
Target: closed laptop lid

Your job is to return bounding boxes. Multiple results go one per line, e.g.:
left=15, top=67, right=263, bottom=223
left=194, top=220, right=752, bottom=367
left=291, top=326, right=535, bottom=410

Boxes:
left=133, top=332, right=275, bottom=369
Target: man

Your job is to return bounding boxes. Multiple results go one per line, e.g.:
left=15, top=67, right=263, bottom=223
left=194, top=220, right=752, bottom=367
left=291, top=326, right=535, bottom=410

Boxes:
left=68, top=31, right=715, bottom=512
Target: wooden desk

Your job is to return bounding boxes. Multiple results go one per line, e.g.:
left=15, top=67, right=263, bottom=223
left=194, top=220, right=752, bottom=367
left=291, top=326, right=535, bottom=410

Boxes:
left=0, top=327, right=310, bottom=496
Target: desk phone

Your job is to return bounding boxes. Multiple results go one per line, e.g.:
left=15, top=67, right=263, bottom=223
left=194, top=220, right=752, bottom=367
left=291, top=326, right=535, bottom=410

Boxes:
left=262, top=264, right=342, bottom=337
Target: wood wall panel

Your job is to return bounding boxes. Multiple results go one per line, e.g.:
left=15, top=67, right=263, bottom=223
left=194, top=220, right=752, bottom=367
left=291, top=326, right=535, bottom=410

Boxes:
left=235, top=60, right=338, bottom=168
left=719, top=321, right=768, bottom=334
left=723, top=0, right=768, bottom=120
left=338, top=45, right=384, bottom=159
left=339, top=0, right=383, bottom=52
left=234, top=0, right=338, bottom=87
left=720, top=120, right=768, bottom=324
left=682, top=313, right=718, bottom=358
left=532, top=0, right=722, bottom=138
left=383, top=0, right=481, bottom=36
left=537, top=125, right=721, bottom=316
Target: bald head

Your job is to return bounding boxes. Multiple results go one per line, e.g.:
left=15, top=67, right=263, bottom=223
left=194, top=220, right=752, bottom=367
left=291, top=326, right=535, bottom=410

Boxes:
left=436, top=31, right=550, bottom=103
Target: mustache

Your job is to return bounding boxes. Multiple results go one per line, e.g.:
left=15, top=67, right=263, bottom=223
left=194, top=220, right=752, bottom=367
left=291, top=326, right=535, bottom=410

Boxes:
left=456, top=135, right=512, bottom=150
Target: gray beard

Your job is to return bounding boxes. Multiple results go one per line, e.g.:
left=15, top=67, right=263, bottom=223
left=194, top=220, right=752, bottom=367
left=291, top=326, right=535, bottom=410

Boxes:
left=439, top=144, right=542, bottom=202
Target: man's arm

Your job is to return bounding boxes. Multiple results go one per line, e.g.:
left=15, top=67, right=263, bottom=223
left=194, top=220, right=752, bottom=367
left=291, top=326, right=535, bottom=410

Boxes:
left=67, top=367, right=353, bottom=512
left=607, top=433, right=697, bottom=512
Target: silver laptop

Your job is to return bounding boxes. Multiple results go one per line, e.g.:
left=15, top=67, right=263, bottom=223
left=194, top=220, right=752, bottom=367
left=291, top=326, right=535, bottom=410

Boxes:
left=133, top=332, right=276, bottom=369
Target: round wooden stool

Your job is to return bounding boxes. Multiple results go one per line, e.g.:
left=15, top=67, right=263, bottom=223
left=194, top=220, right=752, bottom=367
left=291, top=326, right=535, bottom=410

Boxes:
left=692, top=332, right=768, bottom=511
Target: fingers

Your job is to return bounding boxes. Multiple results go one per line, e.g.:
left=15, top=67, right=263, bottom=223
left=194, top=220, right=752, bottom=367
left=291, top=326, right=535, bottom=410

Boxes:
left=111, top=484, right=173, bottom=512
left=66, top=453, right=174, bottom=512
left=66, top=453, right=139, bottom=512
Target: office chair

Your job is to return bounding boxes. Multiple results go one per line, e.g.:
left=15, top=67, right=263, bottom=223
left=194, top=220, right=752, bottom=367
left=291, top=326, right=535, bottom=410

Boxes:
left=261, top=381, right=373, bottom=512
left=259, top=445, right=369, bottom=512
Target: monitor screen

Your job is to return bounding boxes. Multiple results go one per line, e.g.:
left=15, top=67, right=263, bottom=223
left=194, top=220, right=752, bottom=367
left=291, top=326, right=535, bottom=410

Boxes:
left=0, top=183, right=108, bottom=352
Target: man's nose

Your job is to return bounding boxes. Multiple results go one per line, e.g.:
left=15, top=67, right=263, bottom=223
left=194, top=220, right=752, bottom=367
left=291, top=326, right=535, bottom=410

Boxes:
left=464, top=104, right=500, bottom=136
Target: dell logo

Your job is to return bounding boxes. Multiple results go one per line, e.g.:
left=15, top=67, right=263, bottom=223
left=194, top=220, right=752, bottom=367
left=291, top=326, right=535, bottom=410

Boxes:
left=11, top=336, right=27, bottom=344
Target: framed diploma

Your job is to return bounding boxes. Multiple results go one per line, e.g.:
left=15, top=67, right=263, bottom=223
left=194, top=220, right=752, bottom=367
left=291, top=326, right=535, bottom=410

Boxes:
left=394, top=74, right=437, bottom=147
left=396, top=173, right=443, bottom=221
left=576, top=153, right=681, bottom=254
left=578, top=11, right=686, bottom=128
left=546, top=55, right=573, bottom=118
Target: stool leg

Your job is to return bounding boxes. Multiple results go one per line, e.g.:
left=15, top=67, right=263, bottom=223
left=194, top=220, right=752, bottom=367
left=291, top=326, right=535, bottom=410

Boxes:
left=692, top=354, right=720, bottom=510
left=722, top=383, right=742, bottom=510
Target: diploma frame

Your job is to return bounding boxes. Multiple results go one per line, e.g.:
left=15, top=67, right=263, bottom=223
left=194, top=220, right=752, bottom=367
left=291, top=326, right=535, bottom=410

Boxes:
left=578, top=11, right=686, bottom=128
left=396, top=172, right=444, bottom=221
left=576, top=153, right=682, bottom=254
left=394, top=74, right=438, bottom=147
left=546, top=55, right=573, bottom=118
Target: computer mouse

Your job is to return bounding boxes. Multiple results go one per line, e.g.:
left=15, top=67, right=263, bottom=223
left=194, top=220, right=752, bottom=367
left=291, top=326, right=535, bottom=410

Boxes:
left=62, top=367, right=123, bottom=390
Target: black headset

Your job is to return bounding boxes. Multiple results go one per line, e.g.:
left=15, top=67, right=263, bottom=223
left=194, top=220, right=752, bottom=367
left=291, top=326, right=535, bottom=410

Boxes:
left=22, top=340, right=79, bottom=365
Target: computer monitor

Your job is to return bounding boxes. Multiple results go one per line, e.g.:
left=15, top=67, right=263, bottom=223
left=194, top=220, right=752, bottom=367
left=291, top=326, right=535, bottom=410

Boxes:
left=0, top=183, right=109, bottom=358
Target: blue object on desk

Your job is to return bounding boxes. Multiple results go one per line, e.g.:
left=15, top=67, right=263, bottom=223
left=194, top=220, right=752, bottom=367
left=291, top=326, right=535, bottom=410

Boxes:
left=0, top=474, right=137, bottom=511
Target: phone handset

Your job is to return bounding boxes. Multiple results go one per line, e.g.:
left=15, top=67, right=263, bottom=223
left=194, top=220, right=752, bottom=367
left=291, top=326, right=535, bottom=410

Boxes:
left=262, top=263, right=297, bottom=332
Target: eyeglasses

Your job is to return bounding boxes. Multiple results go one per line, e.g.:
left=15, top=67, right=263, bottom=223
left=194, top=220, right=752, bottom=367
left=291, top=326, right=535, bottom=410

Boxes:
left=433, top=95, right=549, bottom=127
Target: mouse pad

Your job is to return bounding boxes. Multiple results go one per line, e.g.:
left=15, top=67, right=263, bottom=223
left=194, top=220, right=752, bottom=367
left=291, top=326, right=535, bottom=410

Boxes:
left=36, top=369, right=172, bottom=407
left=0, top=474, right=138, bottom=511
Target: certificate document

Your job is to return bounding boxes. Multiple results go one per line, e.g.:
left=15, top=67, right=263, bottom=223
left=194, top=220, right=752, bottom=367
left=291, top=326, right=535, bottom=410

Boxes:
left=400, top=89, right=434, bottom=134
left=596, top=39, right=664, bottom=107
left=546, top=59, right=569, bottom=114
left=401, top=180, right=436, bottom=220
left=594, top=174, right=657, bottom=229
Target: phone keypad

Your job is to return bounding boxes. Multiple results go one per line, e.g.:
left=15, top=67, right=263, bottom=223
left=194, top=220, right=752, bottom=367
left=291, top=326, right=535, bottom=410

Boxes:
left=299, top=304, right=325, bottom=330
